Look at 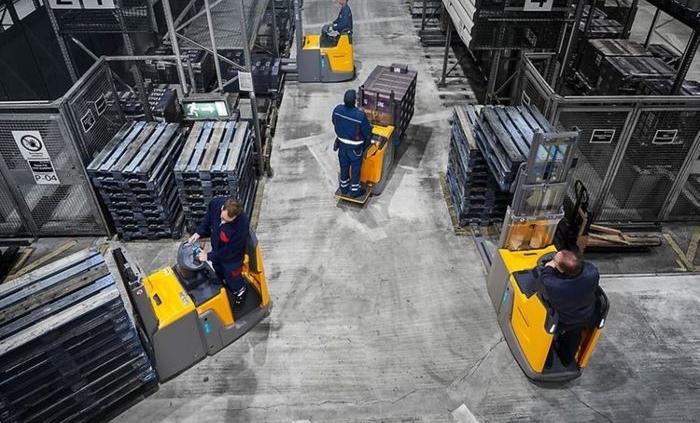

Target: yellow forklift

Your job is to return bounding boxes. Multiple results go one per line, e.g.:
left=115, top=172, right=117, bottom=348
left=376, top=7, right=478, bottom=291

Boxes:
left=485, top=130, right=609, bottom=383
left=289, top=0, right=355, bottom=83
left=112, top=228, right=271, bottom=382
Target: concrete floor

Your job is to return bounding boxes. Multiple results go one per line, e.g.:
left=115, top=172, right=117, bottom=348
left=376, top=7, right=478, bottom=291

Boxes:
left=11, top=0, right=700, bottom=421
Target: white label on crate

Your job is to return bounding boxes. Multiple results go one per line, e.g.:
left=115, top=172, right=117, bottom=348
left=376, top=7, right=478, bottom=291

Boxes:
left=524, top=0, right=553, bottom=12
left=28, top=160, right=60, bottom=185
left=81, top=110, right=96, bottom=133
left=13, top=131, right=50, bottom=160
left=652, top=129, right=678, bottom=145
left=590, top=129, right=615, bottom=144
left=521, top=91, right=531, bottom=106
left=94, top=95, right=107, bottom=116
left=238, top=72, right=254, bottom=92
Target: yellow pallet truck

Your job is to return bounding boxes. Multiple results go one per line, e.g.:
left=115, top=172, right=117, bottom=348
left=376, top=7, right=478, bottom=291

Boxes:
left=334, top=125, right=395, bottom=204
left=485, top=131, right=609, bottom=383
left=286, top=0, right=355, bottom=83
left=112, top=229, right=271, bottom=382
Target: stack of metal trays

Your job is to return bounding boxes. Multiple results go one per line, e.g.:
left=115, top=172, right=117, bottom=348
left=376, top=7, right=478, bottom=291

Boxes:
left=0, top=249, right=158, bottom=423
left=472, top=104, right=554, bottom=192
left=87, top=122, right=184, bottom=241
left=596, top=56, right=677, bottom=95
left=174, top=120, right=257, bottom=232
left=640, top=79, right=700, bottom=96
left=446, top=105, right=512, bottom=225
left=646, top=43, right=681, bottom=66
left=143, top=47, right=214, bottom=93
left=580, top=19, right=625, bottom=39
left=577, top=39, right=652, bottom=88
left=359, top=64, right=417, bottom=139
left=223, top=53, right=283, bottom=99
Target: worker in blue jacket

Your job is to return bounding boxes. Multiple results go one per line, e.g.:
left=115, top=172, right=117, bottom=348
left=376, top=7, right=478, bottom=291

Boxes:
left=333, top=89, right=372, bottom=198
left=322, top=0, right=353, bottom=46
left=540, top=250, right=600, bottom=367
left=188, top=197, right=249, bottom=305
left=331, top=0, right=353, bottom=34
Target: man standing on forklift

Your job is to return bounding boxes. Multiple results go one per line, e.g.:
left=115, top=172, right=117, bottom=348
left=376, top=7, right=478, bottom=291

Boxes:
left=188, top=197, right=249, bottom=306
left=541, top=250, right=600, bottom=367
left=333, top=89, right=372, bottom=198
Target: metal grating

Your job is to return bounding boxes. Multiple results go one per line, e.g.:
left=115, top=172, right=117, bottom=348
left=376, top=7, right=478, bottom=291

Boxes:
left=670, top=172, right=700, bottom=219
left=557, top=109, right=632, bottom=211
left=183, top=0, right=271, bottom=51
left=64, top=60, right=126, bottom=163
left=54, top=0, right=152, bottom=33
left=0, top=177, right=28, bottom=237
left=0, top=115, right=107, bottom=236
left=600, top=109, right=700, bottom=222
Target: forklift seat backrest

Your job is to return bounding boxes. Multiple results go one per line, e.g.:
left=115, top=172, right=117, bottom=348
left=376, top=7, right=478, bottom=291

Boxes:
left=593, top=287, right=610, bottom=328
left=246, top=228, right=260, bottom=273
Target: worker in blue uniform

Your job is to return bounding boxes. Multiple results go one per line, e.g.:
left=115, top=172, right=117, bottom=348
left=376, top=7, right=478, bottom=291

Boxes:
left=188, top=197, right=249, bottom=306
left=322, top=0, right=353, bottom=46
left=540, top=250, right=600, bottom=367
left=332, top=89, right=372, bottom=198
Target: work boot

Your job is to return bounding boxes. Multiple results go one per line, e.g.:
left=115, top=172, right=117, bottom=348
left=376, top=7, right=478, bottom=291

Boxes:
left=349, top=187, right=366, bottom=198
left=233, top=286, right=247, bottom=308
left=339, top=186, right=349, bottom=195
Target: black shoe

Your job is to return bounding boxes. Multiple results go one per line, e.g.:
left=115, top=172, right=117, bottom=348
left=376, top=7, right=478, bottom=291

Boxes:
left=233, top=287, right=247, bottom=307
left=349, top=188, right=366, bottom=198
left=340, top=187, right=349, bottom=195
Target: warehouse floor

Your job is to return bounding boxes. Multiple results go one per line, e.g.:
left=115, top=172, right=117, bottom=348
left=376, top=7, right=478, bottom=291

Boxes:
left=13, top=0, right=700, bottom=422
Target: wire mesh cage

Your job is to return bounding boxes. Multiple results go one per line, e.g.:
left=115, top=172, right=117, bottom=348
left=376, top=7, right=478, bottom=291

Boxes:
left=53, top=0, right=152, bottom=33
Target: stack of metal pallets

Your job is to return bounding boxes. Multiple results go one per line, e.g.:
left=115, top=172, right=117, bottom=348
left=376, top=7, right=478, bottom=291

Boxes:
left=87, top=122, right=184, bottom=241
left=0, top=249, right=158, bottom=423
left=174, top=120, right=258, bottom=232
left=640, top=79, right=700, bottom=96
left=143, top=47, right=214, bottom=93
left=118, top=85, right=182, bottom=122
left=447, top=105, right=512, bottom=225
left=577, top=39, right=652, bottom=90
left=359, top=64, right=417, bottom=138
left=472, top=104, right=554, bottom=192
left=222, top=52, right=283, bottom=99
left=646, top=43, right=681, bottom=67
left=257, top=3, right=295, bottom=56
left=596, top=56, right=677, bottom=95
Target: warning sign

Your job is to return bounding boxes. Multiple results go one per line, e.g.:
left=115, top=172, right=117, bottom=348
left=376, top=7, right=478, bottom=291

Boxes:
left=28, top=160, right=60, bottom=185
left=590, top=129, right=616, bottom=144
left=13, top=131, right=50, bottom=160
left=238, top=72, right=254, bottom=92
left=652, top=129, right=678, bottom=145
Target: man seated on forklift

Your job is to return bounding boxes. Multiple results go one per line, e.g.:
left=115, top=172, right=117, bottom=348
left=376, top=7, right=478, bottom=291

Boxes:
left=188, top=197, right=249, bottom=307
left=333, top=89, right=372, bottom=198
left=541, top=250, right=600, bottom=368
left=321, top=0, right=353, bottom=47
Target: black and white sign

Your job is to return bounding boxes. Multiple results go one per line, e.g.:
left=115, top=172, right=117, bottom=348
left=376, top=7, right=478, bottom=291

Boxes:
left=524, top=0, right=553, bottom=12
left=48, top=0, right=115, bottom=9
left=238, top=72, right=254, bottom=92
left=521, top=91, right=531, bottom=106
left=28, top=160, right=60, bottom=185
left=13, top=131, right=50, bottom=160
left=94, top=95, right=107, bottom=116
left=590, top=129, right=616, bottom=144
left=81, top=109, right=96, bottom=133
left=652, top=129, right=678, bottom=145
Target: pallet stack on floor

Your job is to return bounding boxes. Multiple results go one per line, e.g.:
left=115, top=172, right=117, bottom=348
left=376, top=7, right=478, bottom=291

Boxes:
left=447, top=104, right=556, bottom=226
left=0, top=249, right=158, bottom=423
left=87, top=122, right=184, bottom=241
left=174, top=120, right=258, bottom=232
left=447, top=105, right=511, bottom=225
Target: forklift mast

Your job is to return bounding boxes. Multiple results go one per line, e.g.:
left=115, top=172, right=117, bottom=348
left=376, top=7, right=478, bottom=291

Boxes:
left=498, top=130, right=579, bottom=251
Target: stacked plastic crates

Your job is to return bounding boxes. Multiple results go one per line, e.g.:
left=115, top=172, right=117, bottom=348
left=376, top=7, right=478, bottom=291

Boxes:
left=447, top=105, right=511, bottom=225
left=143, top=46, right=214, bottom=93
left=358, top=64, right=417, bottom=139
left=0, top=249, right=158, bottom=423
left=87, top=122, right=184, bottom=241
left=174, top=119, right=258, bottom=232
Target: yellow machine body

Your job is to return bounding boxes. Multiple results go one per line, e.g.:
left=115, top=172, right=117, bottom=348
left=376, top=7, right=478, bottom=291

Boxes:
left=360, top=125, right=395, bottom=185
left=143, top=267, right=195, bottom=329
left=303, top=34, right=354, bottom=74
left=115, top=229, right=272, bottom=382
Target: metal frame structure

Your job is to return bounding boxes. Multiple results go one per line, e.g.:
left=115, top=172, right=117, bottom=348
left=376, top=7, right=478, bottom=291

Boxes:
left=517, top=52, right=700, bottom=224
left=0, top=59, right=125, bottom=238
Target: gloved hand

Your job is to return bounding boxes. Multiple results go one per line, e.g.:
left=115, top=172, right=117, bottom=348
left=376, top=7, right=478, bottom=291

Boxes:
left=197, top=251, right=208, bottom=262
left=188, top=233, right=200, bottom=244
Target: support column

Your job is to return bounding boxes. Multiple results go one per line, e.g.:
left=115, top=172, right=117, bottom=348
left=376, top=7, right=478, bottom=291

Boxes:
left=644, top=8, right=661, bottom=48
left=671, top=30, right=700, bottom=95
left=204, top=0, right=224, bottom=92
left=45, top=3, right=78, bottom=83
left=439, top=17, right=452, bottom=87
left=162, top=0, right=189, bottom=95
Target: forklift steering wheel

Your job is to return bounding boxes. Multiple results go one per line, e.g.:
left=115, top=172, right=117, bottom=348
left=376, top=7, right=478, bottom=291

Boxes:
left=178, top=242, right=207, bottom=272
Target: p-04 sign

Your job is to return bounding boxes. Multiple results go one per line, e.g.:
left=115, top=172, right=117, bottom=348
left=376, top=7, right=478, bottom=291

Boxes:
left=12, top=131, right=61, bottom=185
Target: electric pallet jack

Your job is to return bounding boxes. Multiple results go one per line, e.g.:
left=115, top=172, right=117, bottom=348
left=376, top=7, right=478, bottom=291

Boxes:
left=334, top=125, right=396, bottom=204
left=284, top=0, right=355, bottom=83
left=485, top=131, right=610, bottom=383
left=112, top=228, right=271, bottom=382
